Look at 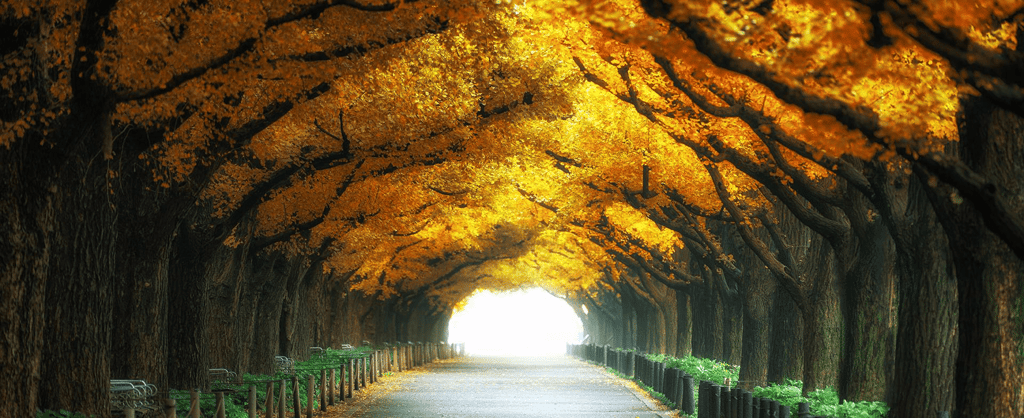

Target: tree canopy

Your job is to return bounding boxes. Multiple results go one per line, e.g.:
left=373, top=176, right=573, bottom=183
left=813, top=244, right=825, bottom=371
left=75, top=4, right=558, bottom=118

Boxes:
left=2, top=0, right=1023, bottom=417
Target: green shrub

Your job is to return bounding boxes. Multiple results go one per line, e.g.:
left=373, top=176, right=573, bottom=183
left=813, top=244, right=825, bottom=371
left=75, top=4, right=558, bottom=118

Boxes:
left=593, top=347, right=887, bottom=418
left=170, top=346, right=367, bottom=417
left=646, top=353, right=740, bottom=386
left=751, top=380, right=888, bottom=418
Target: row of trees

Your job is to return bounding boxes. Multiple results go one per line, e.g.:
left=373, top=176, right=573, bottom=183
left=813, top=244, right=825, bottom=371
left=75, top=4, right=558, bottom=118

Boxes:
left=1, top=1, right=1021, bottom=417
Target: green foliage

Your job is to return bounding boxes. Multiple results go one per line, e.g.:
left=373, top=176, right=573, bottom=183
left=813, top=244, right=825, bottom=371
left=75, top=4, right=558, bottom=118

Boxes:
left=751, top=380, right=889, bottom=418
left=750, top=378, right=806, bottom=409
left=645, top=353, right=739, bottom=386
left=591, top=347, right=887, bottom=418
left=36, top=410, right=91, bottom=418
left=171, top=346, right=374, bottom=417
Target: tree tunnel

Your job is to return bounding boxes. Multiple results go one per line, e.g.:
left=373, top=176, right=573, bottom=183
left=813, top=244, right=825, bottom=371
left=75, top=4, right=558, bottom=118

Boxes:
left=2, top=1, right=1023, bottom=418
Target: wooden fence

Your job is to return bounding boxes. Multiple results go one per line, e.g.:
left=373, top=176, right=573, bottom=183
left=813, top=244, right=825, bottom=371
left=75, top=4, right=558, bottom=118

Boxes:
left=568, top=343, right=837, bottom=418
left=114, top=341, right=464, bottom=418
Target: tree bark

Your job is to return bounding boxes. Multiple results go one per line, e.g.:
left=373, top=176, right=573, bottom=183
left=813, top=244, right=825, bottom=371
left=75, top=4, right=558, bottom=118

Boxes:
left=949, top=97, right=1024, bottom=417
left=37, top=136, right=118, bottom=417
left=0, top=142, right=56, bottom=418
left=166, top=225, right=214, bottom=389
left=889, top=175, right=959, bottom=418
left=675, top=290, right=693, bottom=357
left=836, top=196, right=897, bottom=402
left=740, top=264, right=775, bottom=389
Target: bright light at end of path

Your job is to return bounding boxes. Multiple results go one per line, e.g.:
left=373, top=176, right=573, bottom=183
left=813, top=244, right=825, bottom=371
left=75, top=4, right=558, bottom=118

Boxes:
left=448, top=288, right=584, bottom=356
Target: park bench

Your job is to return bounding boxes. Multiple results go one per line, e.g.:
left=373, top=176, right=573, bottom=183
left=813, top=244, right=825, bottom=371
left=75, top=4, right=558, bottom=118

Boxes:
left=274, top=356, right=295, bottom=375
left=109, top=379, right=156, bottom=411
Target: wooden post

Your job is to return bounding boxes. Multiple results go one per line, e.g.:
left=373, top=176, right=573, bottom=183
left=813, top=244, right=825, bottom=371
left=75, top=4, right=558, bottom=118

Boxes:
left=330, top=368, right=337, bottom=405
left=347, top=360, right=354, bottom=398
left=718, top=385, right=729, bottom=418
left=123, top=409, right=135, bottom=418
left=742, top=391, right=753, bottom=418
left=711, top=384, right=723, bottom=418
left=369, top=352, right=375, bottom=384
left=291, top=375, right=300, bottom=418
left=731, top=387, right=742, bottom=418
left=162, top=397, right=178, bottom=418
left=248, top=385, right=257, bottom=418
left=278, top=379, right=286, bottom=418
left=797, top=402, right=810, bottom=418
left=265, top=381, right=275, bottom=418
left=359, top=356, right=366, bottom=388
left=306, top=374, right=314, bottom=418
left=215, top=391, right=226, bottom=418
left=393, top=346, right=400, bottom=372
left=320, top=369, right=327, bottom=411
left=189, top=389, right=200, bottom=418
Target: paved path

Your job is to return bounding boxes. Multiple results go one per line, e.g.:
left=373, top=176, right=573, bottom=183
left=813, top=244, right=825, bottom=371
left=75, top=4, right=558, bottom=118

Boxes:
left=325, top=355, right=675, bottom=417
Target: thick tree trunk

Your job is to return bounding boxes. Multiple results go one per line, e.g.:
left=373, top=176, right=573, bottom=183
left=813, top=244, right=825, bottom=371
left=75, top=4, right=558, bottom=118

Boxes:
left=740, top=265, right=775, bottom=389
left=0, top=143, right=56, bottom=418
left=836, top=212, right=897, bottom=402
left=166, top=226, right=213, bottom=389
left=675, top=290, right=693, bottom=357
left=37, top=141, right=117, bottom=417
left=691, top=278, right=723, bottom=360
left=950, top=98, right=1024, bottom=417
left=890, top=176, right=959, bottom=418
left=248, top=254, right=290, bottom=374
left=767, top=290, right=803, bottom=383
left=722, top=291, right=743, bottom=366
left=206, top=239, right=254, bottom=375
left=110, top=218, right=172, bottom=387
left=802, top=241, right=842, bottom=394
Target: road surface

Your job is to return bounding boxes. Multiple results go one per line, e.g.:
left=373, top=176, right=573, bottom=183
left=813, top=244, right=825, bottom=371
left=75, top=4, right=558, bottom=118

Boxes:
left=325, top=355, right=676, bottom=417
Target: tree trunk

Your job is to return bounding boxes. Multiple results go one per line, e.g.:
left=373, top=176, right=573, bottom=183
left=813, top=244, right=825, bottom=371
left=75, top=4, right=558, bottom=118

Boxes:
left=37, top=139, right=117, bottom=417
left=802, top=240, right=842, bottom=394
left=722, top=290, right=743, bottom=366
left=110, top=215, right=172, bottom=388
left=949, top=97, right=1024, bottom=417
left=0, top=142, right=56, bottom=418
left=692, top=277, right=722, bottom=360
left=675, top=290, right=693, bottom=357
left=740, top=264, right=775, bottom=388
left=166, top=225, right=213, bottom=389
left=889, top=175, right=958, bottom=418
left=767, top=289, right=803, bottom=383
left=837, top=190, right=897, bottom=402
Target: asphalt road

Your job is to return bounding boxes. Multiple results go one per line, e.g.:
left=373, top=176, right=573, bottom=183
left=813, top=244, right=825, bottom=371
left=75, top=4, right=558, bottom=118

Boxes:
left=324, top=355, right=676, bottom=418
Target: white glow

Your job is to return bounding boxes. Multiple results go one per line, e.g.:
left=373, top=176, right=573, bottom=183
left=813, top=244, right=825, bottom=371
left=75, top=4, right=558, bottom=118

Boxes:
left=448, top=288, right=584, bottom=356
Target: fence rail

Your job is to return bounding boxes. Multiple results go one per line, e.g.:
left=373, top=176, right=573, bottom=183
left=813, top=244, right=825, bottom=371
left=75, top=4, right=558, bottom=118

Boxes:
left=111, top=341, right=465, bottom=418
left=568, top=343, right=839, bottom=418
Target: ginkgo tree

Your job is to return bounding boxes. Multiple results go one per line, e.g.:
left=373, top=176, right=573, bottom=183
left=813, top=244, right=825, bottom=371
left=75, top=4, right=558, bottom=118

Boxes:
left=3, top=1, right=1023, bottom=418
left=554, top=0, right=1022, bottom=416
